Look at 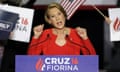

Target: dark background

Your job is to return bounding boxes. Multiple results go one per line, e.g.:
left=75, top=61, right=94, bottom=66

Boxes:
left=0, top=9, right=107, bottom=72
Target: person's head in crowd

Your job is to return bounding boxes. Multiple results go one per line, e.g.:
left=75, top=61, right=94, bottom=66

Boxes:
left=44, top=2, right=67, bottom=29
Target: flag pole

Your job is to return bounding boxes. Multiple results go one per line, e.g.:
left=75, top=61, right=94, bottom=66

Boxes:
left=92, top=5, right=111, bottom=24
left=92, top=5, right=105, bottom=18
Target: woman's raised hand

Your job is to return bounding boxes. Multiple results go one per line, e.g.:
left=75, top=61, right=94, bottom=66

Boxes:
left=33, top=24, right=44, bottom=39
left=75, top=27, right=88, bottom=40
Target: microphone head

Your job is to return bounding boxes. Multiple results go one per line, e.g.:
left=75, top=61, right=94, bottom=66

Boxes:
left=66, top=34, right=69, bottom=38
left=47, top=34, right=50, bottom=37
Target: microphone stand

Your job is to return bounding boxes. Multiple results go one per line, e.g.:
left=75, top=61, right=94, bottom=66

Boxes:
left=29, top=34, right=50, bottom=48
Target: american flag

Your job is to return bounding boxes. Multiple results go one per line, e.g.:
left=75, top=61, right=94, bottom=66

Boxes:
left=59, top=0, right=86, bottom=19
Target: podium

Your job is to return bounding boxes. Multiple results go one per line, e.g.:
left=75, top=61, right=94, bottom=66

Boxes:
left=16, top=55, right=98, bottom=72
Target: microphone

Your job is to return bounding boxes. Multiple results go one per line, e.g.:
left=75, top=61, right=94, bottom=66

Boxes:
left=29, top=34, right=50, bottom=47
left=66, top=34, right=90, bottom=55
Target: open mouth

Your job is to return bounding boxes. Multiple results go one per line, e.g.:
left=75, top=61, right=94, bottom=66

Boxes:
left=57, top=21, right=62, bottom=26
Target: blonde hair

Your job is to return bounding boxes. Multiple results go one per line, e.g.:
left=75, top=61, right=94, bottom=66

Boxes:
left=44, top=2, right=67, bottom=23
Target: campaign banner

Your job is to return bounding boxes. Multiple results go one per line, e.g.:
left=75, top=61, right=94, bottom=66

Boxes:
left=16, top=55, right=98, bottom=72
left=0, top=9, right=19, bottom=40
left=108, top=8, right=120, bottom=41
left=0, top=5, right=34, bottom=42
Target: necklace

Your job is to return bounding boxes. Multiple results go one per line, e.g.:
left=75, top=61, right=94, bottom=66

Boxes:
left=53, top=28, right=69, bottom=46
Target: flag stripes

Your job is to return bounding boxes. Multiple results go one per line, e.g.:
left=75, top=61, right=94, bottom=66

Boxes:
left=60, top=0, right=86, bottom=19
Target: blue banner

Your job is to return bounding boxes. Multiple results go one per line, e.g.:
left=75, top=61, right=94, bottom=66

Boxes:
left=16, top=55, right=98, bottom=72
left=0, top=9, right=19, bottom=40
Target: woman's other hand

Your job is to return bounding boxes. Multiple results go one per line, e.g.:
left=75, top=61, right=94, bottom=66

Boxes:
left=75, top=27, right=88, bottom=40
left=33, top=24, right=44, bottom=39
